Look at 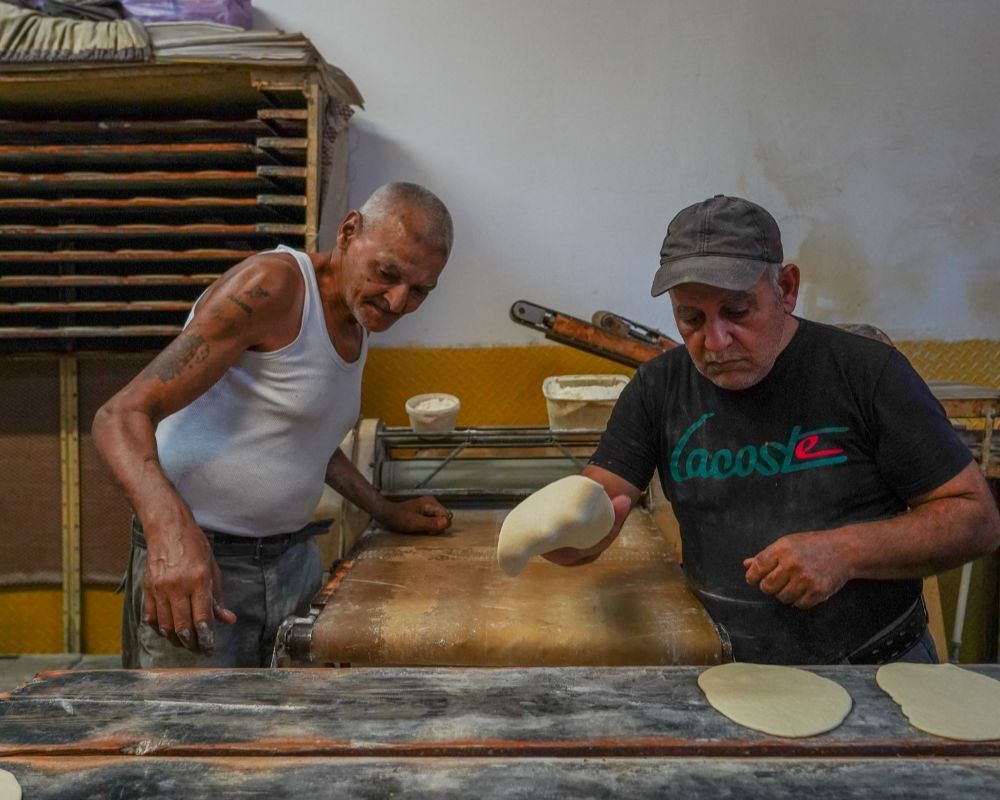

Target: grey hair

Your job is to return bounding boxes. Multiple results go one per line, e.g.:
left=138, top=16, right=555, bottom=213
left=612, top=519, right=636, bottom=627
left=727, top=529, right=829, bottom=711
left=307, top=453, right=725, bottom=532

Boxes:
left=764, top=262, right=783, bottom=301
left=358, top=182, right=454, bottom=253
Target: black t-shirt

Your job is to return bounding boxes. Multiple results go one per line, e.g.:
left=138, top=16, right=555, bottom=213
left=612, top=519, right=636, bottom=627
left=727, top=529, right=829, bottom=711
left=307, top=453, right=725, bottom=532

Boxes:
left=591, top=317, right=971, bottom=663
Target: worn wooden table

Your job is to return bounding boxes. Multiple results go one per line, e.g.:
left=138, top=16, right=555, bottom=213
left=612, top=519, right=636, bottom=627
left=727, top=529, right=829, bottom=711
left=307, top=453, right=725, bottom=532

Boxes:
left=301, top=507, right=723, bottom=667
left=1, top=665, right=998, bottom=797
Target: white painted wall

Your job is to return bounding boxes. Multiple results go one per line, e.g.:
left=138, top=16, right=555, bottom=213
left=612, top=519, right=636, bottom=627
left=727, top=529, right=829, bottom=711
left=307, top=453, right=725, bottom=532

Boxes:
left=255, top=0, right=1000, bottom=345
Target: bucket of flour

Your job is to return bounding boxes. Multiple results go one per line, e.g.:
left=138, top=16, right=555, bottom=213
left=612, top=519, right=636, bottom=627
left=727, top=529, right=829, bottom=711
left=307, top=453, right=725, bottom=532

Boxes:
left=542, top=374, right=629, bottom=431
left=405, top=393, right=461, bottom=435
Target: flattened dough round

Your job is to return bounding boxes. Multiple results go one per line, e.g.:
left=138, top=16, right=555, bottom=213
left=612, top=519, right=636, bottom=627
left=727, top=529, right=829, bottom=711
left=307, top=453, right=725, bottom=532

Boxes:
left=497, top=475, right=614, bottom=577
left=0, top=769, right=22, bottom=800
left=876, top=662, right=1000, bottom=741
left=698, top=662, right=853, bottom=738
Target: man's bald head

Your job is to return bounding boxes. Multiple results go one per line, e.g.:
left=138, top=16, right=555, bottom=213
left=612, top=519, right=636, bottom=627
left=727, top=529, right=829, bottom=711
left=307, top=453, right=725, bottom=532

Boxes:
left=358, top=182, right=454, bottom=255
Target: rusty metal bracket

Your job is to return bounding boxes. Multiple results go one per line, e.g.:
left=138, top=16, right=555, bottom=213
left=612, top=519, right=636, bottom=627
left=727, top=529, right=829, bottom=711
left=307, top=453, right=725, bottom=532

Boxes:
left=510, top=299, right=672, bottom=367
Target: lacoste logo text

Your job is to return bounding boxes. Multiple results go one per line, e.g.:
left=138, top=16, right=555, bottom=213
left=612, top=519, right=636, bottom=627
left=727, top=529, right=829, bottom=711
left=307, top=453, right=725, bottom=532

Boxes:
left=669, top=413, right=847, bottom=482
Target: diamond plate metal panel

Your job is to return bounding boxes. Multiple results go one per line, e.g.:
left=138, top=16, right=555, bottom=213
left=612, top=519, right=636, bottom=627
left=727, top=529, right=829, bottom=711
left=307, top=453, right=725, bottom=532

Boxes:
left=898, top=339, right=999, bottom=388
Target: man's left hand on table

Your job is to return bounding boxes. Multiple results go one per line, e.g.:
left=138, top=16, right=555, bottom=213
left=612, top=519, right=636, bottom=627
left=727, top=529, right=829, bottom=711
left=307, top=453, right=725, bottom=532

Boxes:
left=378, top=496, right=454, bottom=534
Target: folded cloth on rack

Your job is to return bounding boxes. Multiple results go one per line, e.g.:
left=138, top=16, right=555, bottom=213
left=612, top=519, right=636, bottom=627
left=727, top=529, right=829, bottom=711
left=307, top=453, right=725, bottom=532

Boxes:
left=121, top=0, right=252, bottom=29
left=145, top=20, right=365, bottom=108
left=0, top=0, right=149, bottom=61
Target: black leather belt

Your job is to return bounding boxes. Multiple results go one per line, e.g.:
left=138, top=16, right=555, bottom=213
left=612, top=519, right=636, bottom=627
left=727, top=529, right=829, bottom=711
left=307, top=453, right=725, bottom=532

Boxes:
left=131, top=517, right=330, bottom=559
left=845, top=596, right=928, bottom=664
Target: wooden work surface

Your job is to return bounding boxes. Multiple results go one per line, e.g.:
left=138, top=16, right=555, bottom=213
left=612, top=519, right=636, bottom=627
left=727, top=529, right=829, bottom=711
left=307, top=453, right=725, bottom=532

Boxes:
left=306, top=507, right=723, bottom=666
left=1, top=666, right=999, bottom=798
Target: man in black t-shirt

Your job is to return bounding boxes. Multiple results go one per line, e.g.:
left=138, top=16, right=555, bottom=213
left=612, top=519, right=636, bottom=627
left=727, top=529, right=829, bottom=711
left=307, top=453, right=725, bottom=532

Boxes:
left=545, top=195, right=999, bottom=664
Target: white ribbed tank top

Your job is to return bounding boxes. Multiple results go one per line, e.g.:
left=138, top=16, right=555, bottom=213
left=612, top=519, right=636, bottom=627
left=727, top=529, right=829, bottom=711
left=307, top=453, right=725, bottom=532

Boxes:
left=155, top=245, right=367, bottom=536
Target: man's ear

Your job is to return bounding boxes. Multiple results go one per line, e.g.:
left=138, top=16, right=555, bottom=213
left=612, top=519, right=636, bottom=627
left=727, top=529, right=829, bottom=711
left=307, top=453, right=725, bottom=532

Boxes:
left=778, top=263, right=800, bottom=312
left=336, top=210, right=363, bottom=250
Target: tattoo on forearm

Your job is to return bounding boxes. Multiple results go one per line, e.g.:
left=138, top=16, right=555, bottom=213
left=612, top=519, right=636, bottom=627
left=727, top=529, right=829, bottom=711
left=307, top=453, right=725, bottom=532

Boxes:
left=246, top=286, right=270, bottom=299
left=227, top=294, right=253, bottom=315
left=144, top=333, right=209, bottom=383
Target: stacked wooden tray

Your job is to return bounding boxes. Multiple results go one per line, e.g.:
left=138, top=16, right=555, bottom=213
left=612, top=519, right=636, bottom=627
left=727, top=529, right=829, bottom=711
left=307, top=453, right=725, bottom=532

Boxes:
left=0, top=63, right=339, bottom=351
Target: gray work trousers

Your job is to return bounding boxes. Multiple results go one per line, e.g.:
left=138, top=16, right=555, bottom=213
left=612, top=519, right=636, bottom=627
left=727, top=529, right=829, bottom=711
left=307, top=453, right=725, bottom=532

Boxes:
left=121, top=528, right=322, bottom=668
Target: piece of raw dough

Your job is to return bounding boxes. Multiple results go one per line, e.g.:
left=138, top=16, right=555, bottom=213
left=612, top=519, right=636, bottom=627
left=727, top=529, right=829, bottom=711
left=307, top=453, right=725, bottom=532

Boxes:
left=497, top=475, right=614, bottom=577
left=876, top=662, right=1000, bottom=741
left=698, top=662, right=853, bottom=738
left=0, top=769, right=21, bottom=800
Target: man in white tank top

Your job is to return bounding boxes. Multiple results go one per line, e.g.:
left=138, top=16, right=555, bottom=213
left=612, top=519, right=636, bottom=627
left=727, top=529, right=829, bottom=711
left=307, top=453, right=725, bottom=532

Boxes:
left=93, top=183, right=454, bottom=667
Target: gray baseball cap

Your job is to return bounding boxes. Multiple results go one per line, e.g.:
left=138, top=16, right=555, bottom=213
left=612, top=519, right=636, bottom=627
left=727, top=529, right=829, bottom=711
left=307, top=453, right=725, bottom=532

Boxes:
left=651, top=195, right=783, bottom=296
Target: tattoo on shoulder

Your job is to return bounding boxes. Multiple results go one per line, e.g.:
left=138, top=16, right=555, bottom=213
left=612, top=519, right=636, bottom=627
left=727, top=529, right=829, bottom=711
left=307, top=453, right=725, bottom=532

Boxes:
left=144, top=333, right=210, bottom=383
left=227, top=294, right=253, bottom=315
left=245, top=286, right=270, bottom=299
left=210, top=304, right=239, bottom=337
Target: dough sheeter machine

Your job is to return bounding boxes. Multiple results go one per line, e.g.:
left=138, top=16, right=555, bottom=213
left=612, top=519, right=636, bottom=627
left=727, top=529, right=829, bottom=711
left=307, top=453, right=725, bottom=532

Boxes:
left=275, top=420, right=727, bottom=667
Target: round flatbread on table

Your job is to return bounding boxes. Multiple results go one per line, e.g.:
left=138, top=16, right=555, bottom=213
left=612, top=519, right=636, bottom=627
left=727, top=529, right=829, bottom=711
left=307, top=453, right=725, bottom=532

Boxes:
left=0, top=769, right=22, bottom=800
left=697, top=662, right=853, bottom=738
left=876, top=662, right=1000, bottom=741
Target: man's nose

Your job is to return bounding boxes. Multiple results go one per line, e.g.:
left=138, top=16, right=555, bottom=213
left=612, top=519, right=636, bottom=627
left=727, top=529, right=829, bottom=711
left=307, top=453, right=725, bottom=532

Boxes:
left=385, top=284, right=409, bottom=314
left=702, top=316, right=732, bottom=351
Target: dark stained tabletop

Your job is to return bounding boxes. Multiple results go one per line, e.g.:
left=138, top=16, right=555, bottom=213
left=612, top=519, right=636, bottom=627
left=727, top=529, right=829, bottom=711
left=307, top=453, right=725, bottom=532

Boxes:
left=2, top=665, right=999, bottom=758
left=1, top=665, right=999, bottom=798
left=2, top=755, right=999, bottom=800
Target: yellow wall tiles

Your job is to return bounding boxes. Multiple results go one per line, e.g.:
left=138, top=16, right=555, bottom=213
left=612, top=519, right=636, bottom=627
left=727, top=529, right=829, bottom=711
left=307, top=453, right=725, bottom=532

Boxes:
left=1, top=587, right=122, bottom=655
left=361, top=344, right=635, bottom=426
left=83, top=589, right=123, bottom=655
left=0, top=588, right=63, bottom=654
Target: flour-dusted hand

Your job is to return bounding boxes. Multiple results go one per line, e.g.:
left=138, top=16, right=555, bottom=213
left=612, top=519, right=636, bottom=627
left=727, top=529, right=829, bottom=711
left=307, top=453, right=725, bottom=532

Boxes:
left=377, top=495, right=453, bottom=534
left=141, top=516, right=237, bottom=654
left=743, top=530, right=853, bottom=609
left=496, top=475, right=616, bottom=576
left=538, top=465, right=643, bottom=570
left=539, top=494, right=633, bottom=569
